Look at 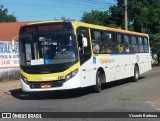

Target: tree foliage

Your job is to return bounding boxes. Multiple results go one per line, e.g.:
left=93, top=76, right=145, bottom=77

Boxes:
left=0, top=5, right=16, bottom=22
left=81, top=10, right=118, bottom=28
left=109, top=0, right=160, bottom=34
left=150, top=34, right=160, bottom=64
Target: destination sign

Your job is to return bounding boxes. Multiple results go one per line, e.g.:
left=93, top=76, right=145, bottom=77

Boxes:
left=20, top=22, right=73, bottom=34
left=25, top=25, right=64, bottom=33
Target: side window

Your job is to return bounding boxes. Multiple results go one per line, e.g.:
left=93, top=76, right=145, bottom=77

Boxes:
left=138, top=37, right=144, bottom=53
left=77, top=27, right=91, bottom=54
left=144, top=37, right=149, bottom=52
left=124, top=35, right=130, bottom=53
left=93, top=31, right=101, bottom=42
left=117, top=34, right=122, bottom=44
left=117, top=34, right=124, bottom=53
left=103, top=32, right=113, bottom=53
left=124, top=35, right=129, bottom=44
left=131, top=36, right=138, bottom=53
left=91, top=30, right=101, bottom=53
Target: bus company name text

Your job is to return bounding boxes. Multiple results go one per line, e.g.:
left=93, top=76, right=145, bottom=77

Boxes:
left=100, top=58, right=115, bottom=64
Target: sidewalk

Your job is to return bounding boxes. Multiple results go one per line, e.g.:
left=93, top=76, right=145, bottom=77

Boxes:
left=0, top=79, right=20, bottom=97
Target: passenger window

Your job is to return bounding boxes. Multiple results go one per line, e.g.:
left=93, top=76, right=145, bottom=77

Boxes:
left=131, top=36, right=138, bottom=53
left=144, top=38, right=148, bottom=45
left=124, top=35, right=130, bottom=53
left=117, top=34, right=124, bottom=53
left=138, top=37, right=143, bottom=44
left=131, top=36, right=137, bottom=44
left=138, top=37, right=144, bottom=53
left=103, top=32, right=113, bottom=53
left=91, top=30, right=101, bottom=53
left=93, top=31, right=101, bottom=42
left=124, top=35, right=129, bottom=44
left=117, top=34, right=122, bottom=43
left=144, top=38, right=149, bottom=52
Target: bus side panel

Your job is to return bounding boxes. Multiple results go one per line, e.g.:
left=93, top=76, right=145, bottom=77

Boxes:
left=79, top=58, right=94, bottom=87
left=137, top=53, right=152, bottom=74
left=92, top=55, right=118, bottom=83
left=117, top=54, right=135, bottom=80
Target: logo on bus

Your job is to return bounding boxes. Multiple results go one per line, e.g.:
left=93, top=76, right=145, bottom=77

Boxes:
left=93, top=56, right=96, bottom=64
left=44, top=59, right=50, bottom=64
left=100, top=58, right=115, bottom=64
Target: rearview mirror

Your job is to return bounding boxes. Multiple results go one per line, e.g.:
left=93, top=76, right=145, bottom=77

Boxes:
left=82, top=37, right=88, bottom=47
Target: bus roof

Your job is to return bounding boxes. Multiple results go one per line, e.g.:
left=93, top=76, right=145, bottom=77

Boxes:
left=24, top=20, right=148, bottom=37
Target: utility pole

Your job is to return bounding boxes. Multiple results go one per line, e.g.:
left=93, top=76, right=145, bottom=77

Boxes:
left=124, top=0, right=128, bottom=30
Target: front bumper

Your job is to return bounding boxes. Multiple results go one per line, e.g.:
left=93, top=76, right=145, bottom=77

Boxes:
left=21, top=73, right=80, bottom=92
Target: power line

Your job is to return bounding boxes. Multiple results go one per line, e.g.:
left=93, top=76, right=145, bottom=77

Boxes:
left=81, top=0, right=114, bottom=6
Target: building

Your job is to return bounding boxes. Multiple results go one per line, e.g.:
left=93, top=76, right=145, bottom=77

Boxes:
left=0, top=22, right=30, bottom=81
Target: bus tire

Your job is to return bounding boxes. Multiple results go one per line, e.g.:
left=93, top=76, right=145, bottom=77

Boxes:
left=93, top=71, right=102, bottom=93
left=132, top=65, right=139, bottom=82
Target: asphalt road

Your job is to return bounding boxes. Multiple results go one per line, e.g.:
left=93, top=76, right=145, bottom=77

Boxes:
left=0, top=68, right=160, bottom=121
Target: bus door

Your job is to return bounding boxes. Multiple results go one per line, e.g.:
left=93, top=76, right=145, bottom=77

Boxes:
left=77, top=27, right=92, bottom=87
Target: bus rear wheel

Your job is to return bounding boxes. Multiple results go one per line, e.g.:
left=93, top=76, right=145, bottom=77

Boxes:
left=93, top=71, right=102, bottom=93
left=132, top=65, right=139, bottom=82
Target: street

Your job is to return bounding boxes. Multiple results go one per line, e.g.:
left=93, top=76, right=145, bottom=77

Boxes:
left=0, top=67, right=160, bottom=120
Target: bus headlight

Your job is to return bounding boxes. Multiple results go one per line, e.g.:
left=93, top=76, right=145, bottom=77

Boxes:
left=66, top=69, right=78, bottom=81
left=66, top=73, right=72, bottom=81
left=21, top=75, right=28, bottom=84
left=72, top=69, right=78, bottom=77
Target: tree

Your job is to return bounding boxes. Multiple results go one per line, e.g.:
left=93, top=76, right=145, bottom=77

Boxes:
left=150, top=34, right=160, bottom=65
left=81, top=10, right=118, bottom=28
left=109, top=0, right=160, bottom=33
left=0, top=5, right=16, bottom=22
left=109, top=0, right=124, bottom=28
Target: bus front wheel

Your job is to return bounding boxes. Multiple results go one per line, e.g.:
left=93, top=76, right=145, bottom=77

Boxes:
left=93, top=71, right=102, bottom=93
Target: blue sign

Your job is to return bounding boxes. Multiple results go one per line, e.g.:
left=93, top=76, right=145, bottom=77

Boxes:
left=93, top=56, right=96, bottom=64
left=44, top=59, right=50, bottom=64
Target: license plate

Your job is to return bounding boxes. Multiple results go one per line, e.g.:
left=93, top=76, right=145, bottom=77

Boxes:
left=40, top=84, right=51, bottom=88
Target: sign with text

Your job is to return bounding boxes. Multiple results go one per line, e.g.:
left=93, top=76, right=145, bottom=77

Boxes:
left=0, top=41, right=19, bottom=69
left=20, top=22, right=73, bottom=34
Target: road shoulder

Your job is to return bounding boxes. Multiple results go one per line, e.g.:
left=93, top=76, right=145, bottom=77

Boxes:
left=0, top=80, right=20, bottom=97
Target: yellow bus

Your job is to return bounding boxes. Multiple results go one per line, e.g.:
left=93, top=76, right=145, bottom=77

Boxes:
left=19, top=20, right=151, bottom=93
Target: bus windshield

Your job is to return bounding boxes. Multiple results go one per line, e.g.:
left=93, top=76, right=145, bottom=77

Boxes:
left=19, top=31, right=78, bottom=66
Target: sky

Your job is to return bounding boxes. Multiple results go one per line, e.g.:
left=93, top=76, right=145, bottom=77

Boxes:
left=1, top=0, right=117, bottom=22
